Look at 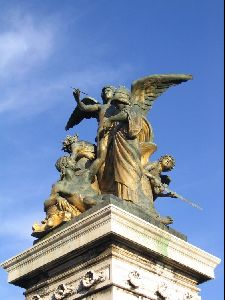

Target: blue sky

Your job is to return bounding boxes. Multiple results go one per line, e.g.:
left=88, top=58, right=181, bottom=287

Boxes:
left=0, top=0, right=223, bottom=299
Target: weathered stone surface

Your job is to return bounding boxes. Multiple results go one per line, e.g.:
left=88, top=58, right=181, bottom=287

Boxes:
left=1, top=203, right=220, bottom=299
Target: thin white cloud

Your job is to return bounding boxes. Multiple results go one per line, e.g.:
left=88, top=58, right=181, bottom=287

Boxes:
left=0, top=64, right=133, bottom=116
left=0, top=15, right=54, bottom=78
left=0, top=11, right=133, bottom=117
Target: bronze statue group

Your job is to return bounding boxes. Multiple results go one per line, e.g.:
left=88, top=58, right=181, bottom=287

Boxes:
left=32, top=74, right=196, bottom=237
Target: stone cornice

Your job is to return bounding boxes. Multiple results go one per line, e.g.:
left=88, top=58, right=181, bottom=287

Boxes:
left=1, top=204, right=221, bottom=285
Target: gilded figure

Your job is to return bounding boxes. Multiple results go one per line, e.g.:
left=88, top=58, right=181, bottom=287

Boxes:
left=33, top=74, right=197, bottom=236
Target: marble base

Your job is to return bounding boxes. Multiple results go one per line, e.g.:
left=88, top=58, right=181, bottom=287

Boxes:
left=1, top=200, right=221, bottom=300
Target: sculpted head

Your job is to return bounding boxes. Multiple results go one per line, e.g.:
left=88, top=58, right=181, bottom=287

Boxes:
left=101, top=86, right=116, bottom=104
left=62, top=135, right=79, bottom=153
left=111, top=86, right=131, bottom=109
left=55, top=156, right=75, bottom=178
left=62, top=134, right=95, bottom=161
left=159, top=155, right=175, bottom=171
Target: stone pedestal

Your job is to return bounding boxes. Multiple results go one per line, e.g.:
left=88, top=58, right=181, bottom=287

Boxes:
left=1, top=198, right=221, bottom=300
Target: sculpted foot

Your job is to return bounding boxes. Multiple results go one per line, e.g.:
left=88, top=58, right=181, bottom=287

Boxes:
left=32, top=222, right=47, bottom=233
left=83, top=197, right=97, bottom=208
left=155, top=215, right=174, bottom=225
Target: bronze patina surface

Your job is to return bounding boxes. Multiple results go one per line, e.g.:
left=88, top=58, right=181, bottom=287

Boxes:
left=32, top=74, right=195, bottom=238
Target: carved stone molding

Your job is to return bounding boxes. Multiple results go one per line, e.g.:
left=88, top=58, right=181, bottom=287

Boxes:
left=53, top=283, right=74, bottom=299
left=1, top=205, right=220, bottom=300
left=157, top=282, right=171, bottom=299
left=156, top=281, right=195, bottom=300
left=183, top=292, right=194, bottom=299
left=128, top=270, right=141, bottom=288
left=81, top=270, right=106, bottom=289
left=2, top=204, right=220, bottom=287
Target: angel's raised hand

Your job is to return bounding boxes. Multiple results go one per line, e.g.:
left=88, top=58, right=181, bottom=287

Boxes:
left=73, top=89, right=80, bottom=102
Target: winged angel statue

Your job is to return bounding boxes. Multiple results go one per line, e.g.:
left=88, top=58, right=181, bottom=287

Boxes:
left=32, top=74, right=193, bottom=237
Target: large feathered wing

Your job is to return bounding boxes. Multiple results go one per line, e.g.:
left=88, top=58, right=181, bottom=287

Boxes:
left=131, top=74, right=193, bottom=116
left=65, top=97, right=99, bottom=130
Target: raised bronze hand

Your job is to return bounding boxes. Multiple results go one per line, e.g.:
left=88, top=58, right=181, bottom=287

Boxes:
left=72, top=89, right=81, bottom=102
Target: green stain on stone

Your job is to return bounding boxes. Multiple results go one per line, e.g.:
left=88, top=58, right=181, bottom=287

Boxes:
left=156, top=235, right=170, bottom=257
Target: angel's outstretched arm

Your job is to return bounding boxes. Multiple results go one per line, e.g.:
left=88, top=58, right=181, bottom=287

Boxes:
left=103, top=110, right=128, bottom=129
left=108, top=110, right=128, bottom=122
left=73, top=90, right=100, bottom=112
